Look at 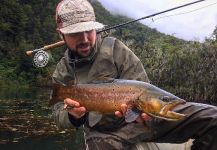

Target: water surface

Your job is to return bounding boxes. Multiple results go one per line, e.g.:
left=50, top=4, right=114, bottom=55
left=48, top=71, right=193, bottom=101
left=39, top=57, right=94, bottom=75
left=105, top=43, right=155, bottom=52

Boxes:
left=0, top=87, right=83, bottom=150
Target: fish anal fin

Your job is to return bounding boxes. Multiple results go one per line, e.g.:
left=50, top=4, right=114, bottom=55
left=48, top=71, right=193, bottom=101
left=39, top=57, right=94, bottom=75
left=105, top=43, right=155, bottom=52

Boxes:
left=88, top=111, right=103, bottom=127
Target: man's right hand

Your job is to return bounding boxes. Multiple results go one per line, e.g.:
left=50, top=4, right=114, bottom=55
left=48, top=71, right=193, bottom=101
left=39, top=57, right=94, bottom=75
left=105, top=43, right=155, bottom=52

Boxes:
left=64, top=98, right=86, bottom=119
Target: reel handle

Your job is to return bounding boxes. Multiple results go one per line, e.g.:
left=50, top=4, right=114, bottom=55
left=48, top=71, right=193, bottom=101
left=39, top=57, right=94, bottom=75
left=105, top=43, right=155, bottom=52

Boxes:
left=25, top=50, right=35, bottom=56
left=25, top=40, right=65, bottom=56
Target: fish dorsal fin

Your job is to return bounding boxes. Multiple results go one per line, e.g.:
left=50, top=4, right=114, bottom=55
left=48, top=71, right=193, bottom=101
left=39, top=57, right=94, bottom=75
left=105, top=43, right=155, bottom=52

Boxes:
left=90, top=75, right=115, bottom=84
left=53, top=77, right=76, bottom=86
left=88, top=111, right=103, bottom=127
left=125, top=108, right=140, bottom=123
left=67, top=80, right=76, bottom=86
left=52, top=77, right=67, bottom=86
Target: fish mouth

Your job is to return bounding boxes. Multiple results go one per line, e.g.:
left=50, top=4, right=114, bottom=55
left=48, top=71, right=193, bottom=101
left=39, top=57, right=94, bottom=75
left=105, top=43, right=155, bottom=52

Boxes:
left=158, top=99, right=186, bottom=121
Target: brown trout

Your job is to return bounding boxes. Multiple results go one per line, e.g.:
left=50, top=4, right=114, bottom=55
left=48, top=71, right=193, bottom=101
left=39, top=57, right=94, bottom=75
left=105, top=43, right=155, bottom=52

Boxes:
left=50, top=79, right=186, bottom=122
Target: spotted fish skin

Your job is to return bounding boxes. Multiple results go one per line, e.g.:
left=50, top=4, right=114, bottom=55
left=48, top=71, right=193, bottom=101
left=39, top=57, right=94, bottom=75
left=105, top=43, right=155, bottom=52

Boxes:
left=50, top=79, right=186, bottom=121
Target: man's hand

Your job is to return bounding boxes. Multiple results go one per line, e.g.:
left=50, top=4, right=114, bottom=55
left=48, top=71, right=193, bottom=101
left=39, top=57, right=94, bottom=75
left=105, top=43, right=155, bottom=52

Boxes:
left=64, top=98, right=86, bottom=119
left=115, top=104, right=151, bottom=123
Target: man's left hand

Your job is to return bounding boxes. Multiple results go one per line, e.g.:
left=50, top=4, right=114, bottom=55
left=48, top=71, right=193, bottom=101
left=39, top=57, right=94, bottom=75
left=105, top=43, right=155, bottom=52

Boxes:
left=115, top=104, right=152, bottom=123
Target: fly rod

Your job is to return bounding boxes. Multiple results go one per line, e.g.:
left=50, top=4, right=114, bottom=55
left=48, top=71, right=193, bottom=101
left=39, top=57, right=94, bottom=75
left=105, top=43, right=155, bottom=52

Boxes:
left=25, top=0, right=205, bottom=56
left=26, top=0, right=205, bottom=67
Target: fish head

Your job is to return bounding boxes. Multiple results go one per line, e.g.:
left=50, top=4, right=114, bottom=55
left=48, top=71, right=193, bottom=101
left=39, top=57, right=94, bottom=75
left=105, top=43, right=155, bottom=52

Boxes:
left=136, top=82, right=186, bottom=121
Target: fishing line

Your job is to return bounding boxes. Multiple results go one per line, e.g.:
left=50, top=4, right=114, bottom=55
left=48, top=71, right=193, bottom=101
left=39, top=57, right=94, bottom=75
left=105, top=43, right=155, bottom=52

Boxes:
left=97, top=0, right=206, bottom=33
left=83, top=127, right=89, bottom=150
left=148, top=1, right=217, bottom=26
left=72, top=62, right=78, bottom=85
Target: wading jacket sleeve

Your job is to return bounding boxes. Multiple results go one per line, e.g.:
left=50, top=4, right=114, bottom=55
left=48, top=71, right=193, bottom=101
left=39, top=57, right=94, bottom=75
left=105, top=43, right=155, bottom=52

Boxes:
left=51, top=36, right=150, bottom=129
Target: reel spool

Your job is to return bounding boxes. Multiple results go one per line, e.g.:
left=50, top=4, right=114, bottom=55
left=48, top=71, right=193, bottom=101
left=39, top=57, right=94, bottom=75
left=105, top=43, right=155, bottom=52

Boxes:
left=33, top=50, right=49, bottom=68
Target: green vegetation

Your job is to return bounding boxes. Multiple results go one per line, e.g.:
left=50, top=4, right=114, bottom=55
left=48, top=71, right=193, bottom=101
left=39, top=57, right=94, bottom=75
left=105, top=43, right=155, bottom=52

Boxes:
left=0, top=0, right=62, bottom=88
left=1, top=0, right=217, bottom=104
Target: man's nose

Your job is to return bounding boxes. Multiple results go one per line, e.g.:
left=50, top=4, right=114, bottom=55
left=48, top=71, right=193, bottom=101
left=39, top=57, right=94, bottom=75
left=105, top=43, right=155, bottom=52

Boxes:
left=79, top=32, right=88, bottom=42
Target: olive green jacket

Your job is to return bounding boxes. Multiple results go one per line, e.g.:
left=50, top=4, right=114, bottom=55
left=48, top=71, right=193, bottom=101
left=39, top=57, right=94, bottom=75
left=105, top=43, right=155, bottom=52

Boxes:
left=51, top=36, right=199, bottom=150
left=51, top=36, right=149, bottom=129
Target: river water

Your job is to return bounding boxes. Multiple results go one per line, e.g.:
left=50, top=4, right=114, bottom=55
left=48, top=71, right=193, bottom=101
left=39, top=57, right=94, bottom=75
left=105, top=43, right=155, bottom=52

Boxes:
left=0, top=87, right=83, bottom=150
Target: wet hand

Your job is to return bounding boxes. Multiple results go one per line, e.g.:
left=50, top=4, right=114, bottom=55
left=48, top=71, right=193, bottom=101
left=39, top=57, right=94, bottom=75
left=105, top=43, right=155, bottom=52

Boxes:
left=115, top=104, right=151, bottom=123
left=64, top=98, right=86, bottom=119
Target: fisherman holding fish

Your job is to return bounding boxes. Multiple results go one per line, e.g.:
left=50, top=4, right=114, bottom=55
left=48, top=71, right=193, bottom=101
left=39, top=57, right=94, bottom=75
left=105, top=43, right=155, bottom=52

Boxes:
left=51, top=0, right=217, bottom=149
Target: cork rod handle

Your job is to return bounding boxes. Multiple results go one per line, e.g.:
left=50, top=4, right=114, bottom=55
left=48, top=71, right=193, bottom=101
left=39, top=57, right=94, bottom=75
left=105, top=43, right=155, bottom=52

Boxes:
left=25, top=40, right=65, bottom=56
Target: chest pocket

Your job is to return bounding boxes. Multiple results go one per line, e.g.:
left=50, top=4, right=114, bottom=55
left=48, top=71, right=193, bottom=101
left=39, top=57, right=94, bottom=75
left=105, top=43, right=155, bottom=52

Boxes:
left=88, top=37, right=119, bottom=80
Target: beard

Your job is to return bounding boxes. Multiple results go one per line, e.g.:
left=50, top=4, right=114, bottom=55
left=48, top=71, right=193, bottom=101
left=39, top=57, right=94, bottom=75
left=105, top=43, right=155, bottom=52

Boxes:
left=75, top=42, right=92, bottom=57
left=69, top=44, right=94, bottom=59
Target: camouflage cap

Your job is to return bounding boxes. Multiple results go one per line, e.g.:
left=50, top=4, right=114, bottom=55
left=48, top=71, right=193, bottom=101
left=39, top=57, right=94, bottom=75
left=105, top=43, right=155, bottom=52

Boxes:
left=56, top=0, right=104, bottom=34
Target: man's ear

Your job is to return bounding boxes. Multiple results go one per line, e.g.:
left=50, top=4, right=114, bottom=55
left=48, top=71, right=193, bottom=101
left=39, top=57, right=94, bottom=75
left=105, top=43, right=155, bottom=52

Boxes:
left=56, top=27, right=61, bottom=33
left=56, top=28, right=64, bottom=40
left=59, top=34, right=64, bottom=40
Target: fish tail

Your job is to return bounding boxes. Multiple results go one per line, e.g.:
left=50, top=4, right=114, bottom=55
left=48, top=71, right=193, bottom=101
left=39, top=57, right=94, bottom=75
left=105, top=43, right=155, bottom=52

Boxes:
left=49, top=83, right=62, bottom=106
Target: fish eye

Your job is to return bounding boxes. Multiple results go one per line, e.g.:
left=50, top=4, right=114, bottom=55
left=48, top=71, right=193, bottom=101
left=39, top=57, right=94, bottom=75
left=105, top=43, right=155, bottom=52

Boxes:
left=162, top=96, right=170, bottom=102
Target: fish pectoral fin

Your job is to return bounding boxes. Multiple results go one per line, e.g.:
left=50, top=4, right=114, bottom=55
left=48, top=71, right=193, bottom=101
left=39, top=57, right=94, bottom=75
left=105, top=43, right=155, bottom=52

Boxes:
left=88, top=111, right=103, bottom=127
left=125, top=109, right=140, bottom=123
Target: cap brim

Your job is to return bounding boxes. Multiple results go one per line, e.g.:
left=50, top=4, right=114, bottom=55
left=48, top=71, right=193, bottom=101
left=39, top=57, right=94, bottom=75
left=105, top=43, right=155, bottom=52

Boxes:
left=60, top=21, right=105, bottom=34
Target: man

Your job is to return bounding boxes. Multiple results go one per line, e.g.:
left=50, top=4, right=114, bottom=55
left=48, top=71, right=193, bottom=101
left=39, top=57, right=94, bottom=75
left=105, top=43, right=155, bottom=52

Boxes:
left=51, top=0, right=217, bottom=149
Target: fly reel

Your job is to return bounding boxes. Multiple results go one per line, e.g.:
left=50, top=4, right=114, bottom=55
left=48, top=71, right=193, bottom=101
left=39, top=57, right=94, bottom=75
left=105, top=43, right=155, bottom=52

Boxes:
left=25, top=41, right=65, bottom=68
left=33, top=50, right=49, bottom=68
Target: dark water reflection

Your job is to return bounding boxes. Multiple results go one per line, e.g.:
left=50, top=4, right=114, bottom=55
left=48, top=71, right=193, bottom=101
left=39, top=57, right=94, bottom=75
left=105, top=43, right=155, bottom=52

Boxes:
left=0, top=87, right=83, bottom=150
